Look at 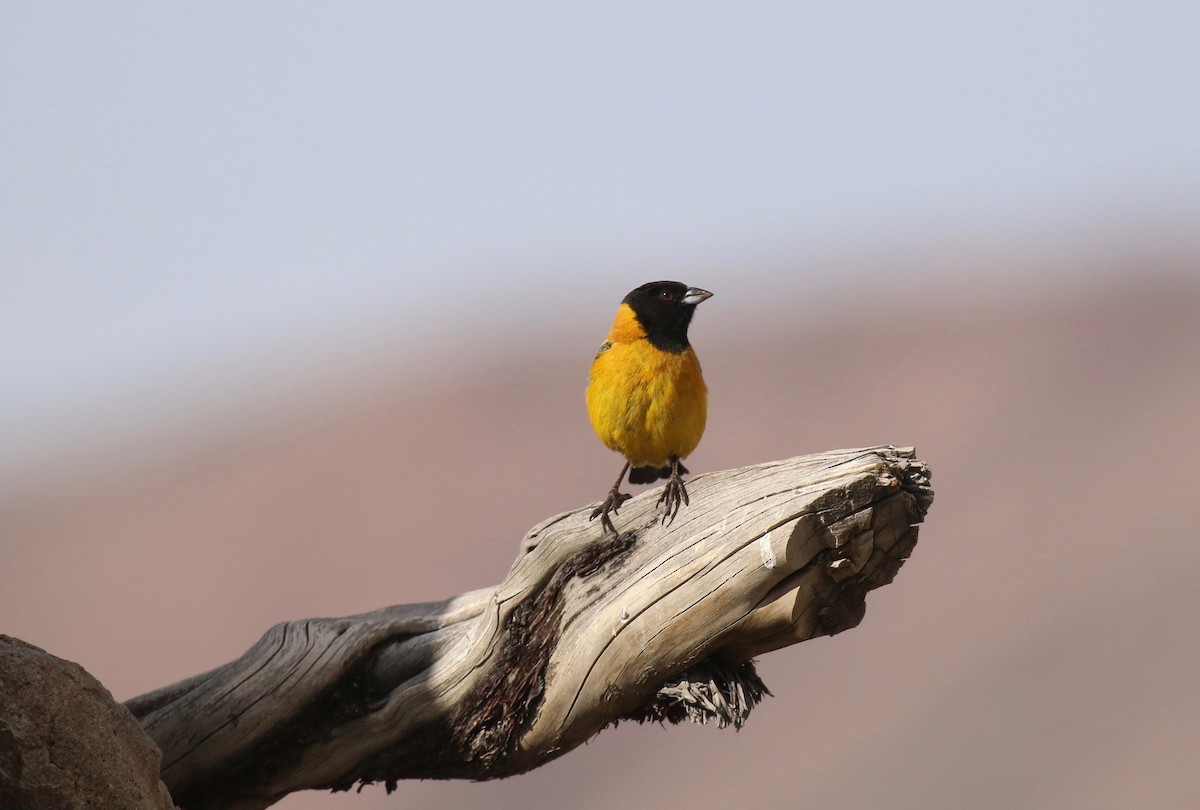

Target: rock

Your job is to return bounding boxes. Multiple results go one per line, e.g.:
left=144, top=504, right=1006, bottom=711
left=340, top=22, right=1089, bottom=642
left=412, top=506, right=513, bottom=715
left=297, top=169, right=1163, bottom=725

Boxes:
left=0, top=635, right=175, bottom=809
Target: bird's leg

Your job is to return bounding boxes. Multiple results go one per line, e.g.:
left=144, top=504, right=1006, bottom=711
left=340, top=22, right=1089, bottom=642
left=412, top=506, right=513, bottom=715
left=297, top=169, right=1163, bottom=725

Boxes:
left=656, top=455, right=690, bottom=526
left=590, top=461, right=632, bottom=535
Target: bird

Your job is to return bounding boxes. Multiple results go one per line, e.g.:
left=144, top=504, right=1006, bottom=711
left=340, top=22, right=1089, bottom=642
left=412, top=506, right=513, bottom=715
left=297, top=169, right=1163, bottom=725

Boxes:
left=586, top=280, right=712, bottom=534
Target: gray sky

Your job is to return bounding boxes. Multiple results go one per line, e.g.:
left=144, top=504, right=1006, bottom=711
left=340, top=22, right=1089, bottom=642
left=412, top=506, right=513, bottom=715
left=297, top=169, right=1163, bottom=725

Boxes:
left=3, top=1, right=1198, bottom=479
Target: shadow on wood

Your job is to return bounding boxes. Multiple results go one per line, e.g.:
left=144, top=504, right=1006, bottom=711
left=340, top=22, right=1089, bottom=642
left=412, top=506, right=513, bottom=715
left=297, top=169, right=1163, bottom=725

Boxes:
left=126, top=445, right=933, bottom=810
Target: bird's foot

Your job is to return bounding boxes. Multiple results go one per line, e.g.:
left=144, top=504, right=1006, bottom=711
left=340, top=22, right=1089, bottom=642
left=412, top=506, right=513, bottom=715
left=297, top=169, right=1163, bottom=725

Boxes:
left=656, top=468, right=690, bottom=526
left=590, top=488, right=632, bottom=535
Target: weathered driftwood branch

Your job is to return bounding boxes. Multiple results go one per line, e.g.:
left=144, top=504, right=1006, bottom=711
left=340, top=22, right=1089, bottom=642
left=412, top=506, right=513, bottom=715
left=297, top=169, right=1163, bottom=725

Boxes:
left=127, top=446, right=933, bottom=810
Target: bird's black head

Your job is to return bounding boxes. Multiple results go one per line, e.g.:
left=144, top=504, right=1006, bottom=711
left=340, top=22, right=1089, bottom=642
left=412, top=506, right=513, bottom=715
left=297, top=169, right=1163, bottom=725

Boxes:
left=622, top=280, right=713, bottom=353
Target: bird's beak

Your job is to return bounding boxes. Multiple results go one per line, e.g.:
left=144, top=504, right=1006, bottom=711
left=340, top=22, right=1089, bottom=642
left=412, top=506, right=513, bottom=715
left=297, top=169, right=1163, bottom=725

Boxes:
left=683, top=287, right=713, bottom=306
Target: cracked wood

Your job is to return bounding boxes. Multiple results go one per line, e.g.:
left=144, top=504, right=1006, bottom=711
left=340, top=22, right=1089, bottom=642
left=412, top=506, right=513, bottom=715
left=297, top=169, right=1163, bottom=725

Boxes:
left=126, top=445, right=933, bottom=810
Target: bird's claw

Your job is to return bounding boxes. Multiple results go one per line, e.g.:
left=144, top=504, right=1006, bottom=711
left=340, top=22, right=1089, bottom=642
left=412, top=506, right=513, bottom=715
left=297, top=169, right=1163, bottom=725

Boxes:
left=590, top=489, right=632, bottom=535
left=656, top=471, right=690, bottom=526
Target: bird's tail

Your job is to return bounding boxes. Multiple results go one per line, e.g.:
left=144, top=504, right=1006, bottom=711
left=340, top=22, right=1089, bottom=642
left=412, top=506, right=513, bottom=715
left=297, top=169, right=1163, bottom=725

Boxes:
left=629, top=460, right=688, bottom=485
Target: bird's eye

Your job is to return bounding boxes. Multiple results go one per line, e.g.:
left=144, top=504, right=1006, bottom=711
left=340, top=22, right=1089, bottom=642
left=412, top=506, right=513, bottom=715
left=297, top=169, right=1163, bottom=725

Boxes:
left=659, top=291, right=673, bottom=300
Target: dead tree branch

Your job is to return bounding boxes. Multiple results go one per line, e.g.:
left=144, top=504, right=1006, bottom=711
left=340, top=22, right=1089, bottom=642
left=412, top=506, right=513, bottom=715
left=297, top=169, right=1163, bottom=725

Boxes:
left=126, top=446, right=933, bottom=810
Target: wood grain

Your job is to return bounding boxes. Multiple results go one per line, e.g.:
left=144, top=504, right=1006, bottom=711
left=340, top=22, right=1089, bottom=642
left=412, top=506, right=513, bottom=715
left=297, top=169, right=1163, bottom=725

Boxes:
left=127, top=445, right=932, bottom=809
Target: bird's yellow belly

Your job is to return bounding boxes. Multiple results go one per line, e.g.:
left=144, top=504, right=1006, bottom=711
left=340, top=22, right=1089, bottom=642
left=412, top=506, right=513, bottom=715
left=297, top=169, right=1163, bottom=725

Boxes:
left=586, top=341, right=707, bottom=467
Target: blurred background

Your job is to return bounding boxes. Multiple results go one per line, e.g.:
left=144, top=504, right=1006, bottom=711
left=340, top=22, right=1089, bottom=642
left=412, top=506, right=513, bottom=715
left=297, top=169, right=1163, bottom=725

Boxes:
left=3, top=3, right=1199, bottom=808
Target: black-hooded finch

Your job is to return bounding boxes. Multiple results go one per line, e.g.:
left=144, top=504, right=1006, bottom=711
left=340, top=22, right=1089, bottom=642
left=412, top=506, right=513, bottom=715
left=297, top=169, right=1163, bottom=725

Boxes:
left=586, top=280, right=713, bottom=534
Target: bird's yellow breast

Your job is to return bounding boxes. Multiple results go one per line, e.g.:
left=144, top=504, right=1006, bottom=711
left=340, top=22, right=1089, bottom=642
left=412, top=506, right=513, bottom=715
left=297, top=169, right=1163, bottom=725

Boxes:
left=586, top=304, right=707, bottom=467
